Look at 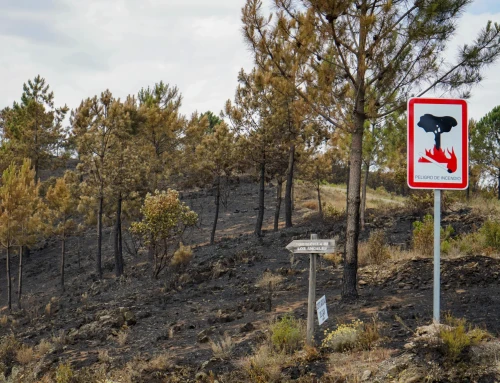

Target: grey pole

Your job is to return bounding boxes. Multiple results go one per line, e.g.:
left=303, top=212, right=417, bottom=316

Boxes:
left=306, top=233, right=318, bottom=346
left=433, top=190, right=441, bottom=323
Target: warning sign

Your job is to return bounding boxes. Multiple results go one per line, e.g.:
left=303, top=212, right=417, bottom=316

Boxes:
left=407, top=98, right=468, bottom=190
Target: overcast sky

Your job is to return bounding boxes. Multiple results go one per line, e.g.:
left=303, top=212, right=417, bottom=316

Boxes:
left=1, top=0, right=499, bottom=122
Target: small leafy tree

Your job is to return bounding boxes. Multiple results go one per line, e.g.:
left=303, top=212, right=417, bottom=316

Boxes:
left=0, top=159, right=44, bottom=310
left=131, top=189, right=198, bottom=279
left=46, top=172, right=79, bottom=292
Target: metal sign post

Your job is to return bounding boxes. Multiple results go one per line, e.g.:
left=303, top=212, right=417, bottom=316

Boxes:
left=434, top=190, right=441, bottom=323
left=286, top=235, right=335, bottom=346
left=407, top=97, right=468, bottom=324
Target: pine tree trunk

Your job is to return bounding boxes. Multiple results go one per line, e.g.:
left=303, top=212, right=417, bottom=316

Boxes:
left=34, top=160, right=39, bottom=184
left=6, top=246, right=11, bottom=311
left=17, top=246, right=23, bottom=309
left=211, top=176, right=221, bottom=245
left=285, top=144, right=295, bottom=228
left=255, top=162, right=266, bottom=237
left=317, top=182, right=323, bottom=217
left=114, top=195, right=124, bottom=277
left=77, top=237, right=81, bottom=270
left=346, top=160, right=350, bottom=210
left=118, top=219, right=123, bottom=270
left=274, top=179, right=283, bottom=231
left=61, top=234, right=66, bottom=292
left=342, top=115, right=364, bottom=302
left=360, top=160, right=370, bottom=230
left=497, top=169, right=500, bottom=200
left=97, top=195, right=103, bottom=279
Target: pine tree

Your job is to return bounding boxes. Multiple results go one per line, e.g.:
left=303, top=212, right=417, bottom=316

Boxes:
left=0, top=75, right=68, bottom=180
left=471, top=106, right=500, bottom=199
left=225, top=69, right=282, bottom=237
left=46, top=172, right=79, bottom=292
left=299, top=153, right=331, bottom=217
left=243, top=0, right=500, bottom=301
left=195, top=122, right=236, bottom=245
left=137, top=82, right=185, bottom=191
left=72, top=90, right=129, bottom=279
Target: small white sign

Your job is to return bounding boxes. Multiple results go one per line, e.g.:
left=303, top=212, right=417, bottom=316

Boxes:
left=316, top=295, right=328, bottom=326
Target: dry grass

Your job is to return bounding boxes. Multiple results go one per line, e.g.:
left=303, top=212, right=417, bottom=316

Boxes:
left=469, top=196, right=500, bottom=219
left=98, top=349, right=110, bottom=363
left=15, top=345, right=35, bottom=365
left=45, top=297, right=60, bottom=317
left=117, top=329, right=128, bottom=347
left=327, top=348, right=392, bottom=382
left=389, top=248, right=426, bottom=261
left=358, top=230, right=391, bottom=267
left=255, top=272, right=284, bottom=290
left=302, top=200, right=318, bottom=210
left=211, top=260, right=226, bottom=279
left=147, top=352, right=174, bottom=371
left=0, top=315, right=8, bottom=327
left=37, top=339, right=52, bottom=356
left=322, top=252, right=343, bottom=267
left=51, top=329, right=67, bottom=350
left=210, top=332, right=235, bottom=359
left=241, top=344, right=287, bottom=383
left=171, top=243, right=193, bottom=267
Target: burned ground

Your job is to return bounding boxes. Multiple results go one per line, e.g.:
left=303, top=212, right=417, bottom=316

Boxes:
left=0, top=179, right=496, bottom=382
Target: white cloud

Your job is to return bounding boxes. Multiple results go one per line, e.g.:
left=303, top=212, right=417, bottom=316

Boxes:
left=446, top=12, right=500, bottom=120
left=0, top=1, right=498, bottom=123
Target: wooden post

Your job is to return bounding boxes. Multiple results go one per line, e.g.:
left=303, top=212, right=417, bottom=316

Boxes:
left=306, top=233, right=318, bottom=346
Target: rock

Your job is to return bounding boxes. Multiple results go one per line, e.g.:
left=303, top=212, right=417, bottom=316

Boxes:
left=361, top=370, right=372, bottom=381
left=240, top=322, right=255, bottom=333
left=359, top=280, right=367, bottom=286
left=406, top=375, right=423, bottom=383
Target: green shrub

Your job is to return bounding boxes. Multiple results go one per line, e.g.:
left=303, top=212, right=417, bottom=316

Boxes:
left=364, top=230, right=390, bottom=265
left=406, top=191, right=433, bottom=212
left=322, top=317, right=380, bottom=352
left=439, top=315, right=490, bottom=362
left=56, top=362, right=74, bottom=383
left=322, top=320, right=363, bottom=352
left=480, top=220, right=500, bottom=251
left=323, top=203, right=344, bottom=220
left=270, top=315, right=304, bottom=353
left=412, top=214, right=454, bottom=256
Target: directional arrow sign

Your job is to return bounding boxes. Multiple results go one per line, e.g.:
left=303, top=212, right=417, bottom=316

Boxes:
left=286, top=239, right=336, bottom=254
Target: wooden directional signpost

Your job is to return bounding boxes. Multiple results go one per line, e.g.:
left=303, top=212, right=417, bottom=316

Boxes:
left=286, top=234, right=335, bottom=346
left=408, top=98, right=468, bottom=323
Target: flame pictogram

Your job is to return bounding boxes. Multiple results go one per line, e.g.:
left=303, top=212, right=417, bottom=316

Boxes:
left=418, top=146, right=457, bottom=173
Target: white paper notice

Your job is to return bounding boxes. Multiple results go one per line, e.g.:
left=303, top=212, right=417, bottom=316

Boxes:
left=316, top=295, right=328, bottom=326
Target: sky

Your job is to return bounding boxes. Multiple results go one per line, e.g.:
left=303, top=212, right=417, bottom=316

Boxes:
left=1, top=0, right=499, bottom=122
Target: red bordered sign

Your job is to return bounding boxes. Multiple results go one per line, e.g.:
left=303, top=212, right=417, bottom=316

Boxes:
left=407, top=98, right=468, bottom=190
